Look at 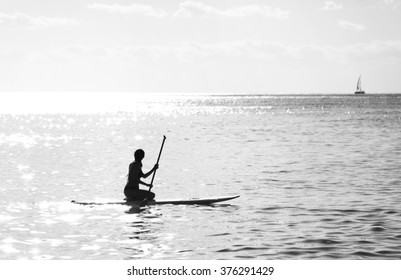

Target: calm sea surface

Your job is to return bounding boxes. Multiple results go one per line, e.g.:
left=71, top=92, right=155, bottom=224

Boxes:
left=0, top=93, right=400, bottom=259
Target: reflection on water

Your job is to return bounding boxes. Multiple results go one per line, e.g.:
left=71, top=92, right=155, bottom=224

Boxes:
left=125, top=205, right=145, bottom=215
left=1, top=94, right=401, bottom=259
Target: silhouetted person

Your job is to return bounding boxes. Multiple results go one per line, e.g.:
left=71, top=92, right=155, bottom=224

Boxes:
left=124, top=149, right=158, bottom=201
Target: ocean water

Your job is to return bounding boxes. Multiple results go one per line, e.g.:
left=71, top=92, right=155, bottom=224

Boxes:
left=0, top=93, right=400, bottom=260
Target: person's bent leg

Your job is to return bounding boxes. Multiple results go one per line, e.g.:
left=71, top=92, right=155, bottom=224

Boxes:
left=138, top=190, right=155, bottom=200
left=148, top=191, right=155, bottom=200
left=124, top=189, right=140, bottom=200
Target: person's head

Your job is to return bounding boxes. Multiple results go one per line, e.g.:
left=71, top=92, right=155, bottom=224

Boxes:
left=134, top=149, right=145, bottom=161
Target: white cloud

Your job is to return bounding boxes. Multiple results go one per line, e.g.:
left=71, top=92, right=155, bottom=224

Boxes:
left=381, top=0, right=401, bottom=8
left=87, top=3, right=167, bottom=17
left=0, top=12, right=79, bottom=28
left=3, top=40, right=401, bottom=70
left=323, top=1, right=343, bottom=10
left=87, top=2, right=289, bottom=19
left=341, top=40, right=401, bottom=64
left=174, top=1, right=289, bottom=19
left=2, top=40, right=401, bottom=92
left=338, top=19, right=366, bottom=31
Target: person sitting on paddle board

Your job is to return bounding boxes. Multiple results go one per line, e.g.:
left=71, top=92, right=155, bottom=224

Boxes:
left=124, top=149, right=158, bottom=201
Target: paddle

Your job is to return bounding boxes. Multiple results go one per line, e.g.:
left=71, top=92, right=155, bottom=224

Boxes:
left=148, top=135, right=167, bottom=194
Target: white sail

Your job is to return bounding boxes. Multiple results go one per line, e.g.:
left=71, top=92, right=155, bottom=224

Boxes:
left=356, top=76, right=362, bottom=91
left=355, top=75, right=365, bottom=94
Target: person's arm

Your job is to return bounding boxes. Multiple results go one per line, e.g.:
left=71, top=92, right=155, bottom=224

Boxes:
left=138, top=180, right=152, bottom=188
left=142, top=164, right=159, bottom=179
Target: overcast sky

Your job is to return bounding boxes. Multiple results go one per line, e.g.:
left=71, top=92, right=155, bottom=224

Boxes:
left=0, top=0, right=400, bottom=93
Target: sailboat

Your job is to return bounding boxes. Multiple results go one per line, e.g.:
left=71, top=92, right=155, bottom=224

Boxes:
left=354, top=75, right=365, bottom=94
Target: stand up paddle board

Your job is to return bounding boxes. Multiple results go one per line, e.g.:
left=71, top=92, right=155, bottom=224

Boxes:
left=71, top=195, right=239, bottom=206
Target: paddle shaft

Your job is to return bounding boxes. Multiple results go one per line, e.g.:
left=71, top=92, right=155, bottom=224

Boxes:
left=149, top=135, right=166, bottom=192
